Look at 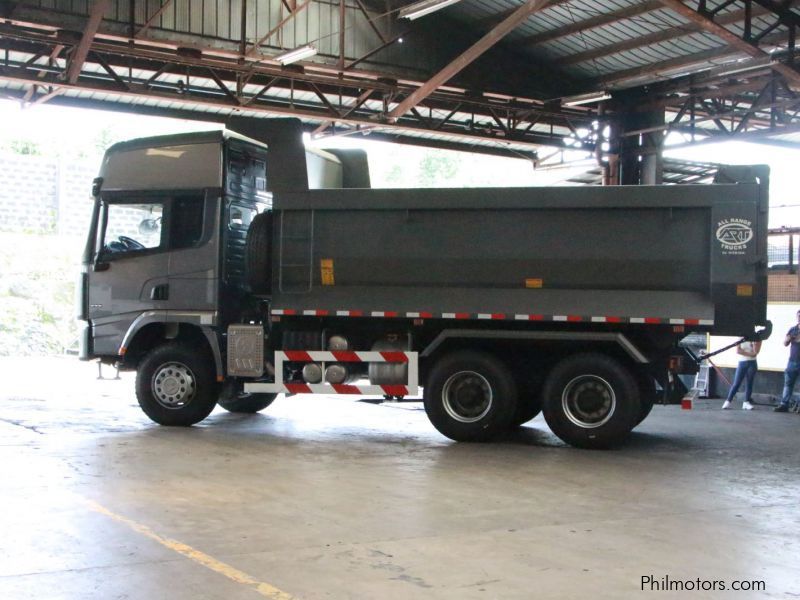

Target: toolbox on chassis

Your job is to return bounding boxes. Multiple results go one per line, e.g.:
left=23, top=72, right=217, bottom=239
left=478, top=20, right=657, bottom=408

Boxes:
left=77, top=126, right=771, bottom=449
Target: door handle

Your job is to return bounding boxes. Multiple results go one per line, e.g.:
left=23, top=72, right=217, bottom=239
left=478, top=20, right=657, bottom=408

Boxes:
left=150, top=284, right=169, bottom=301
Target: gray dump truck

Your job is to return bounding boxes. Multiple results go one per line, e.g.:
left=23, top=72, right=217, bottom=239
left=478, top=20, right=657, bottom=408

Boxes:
left=77, top=125, right=770, bottom=448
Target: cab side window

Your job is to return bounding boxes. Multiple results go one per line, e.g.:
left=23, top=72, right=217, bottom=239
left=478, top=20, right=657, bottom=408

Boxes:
left=101, top=202, right=164, bottom=256
left=170, top=196, right=205, bottom=249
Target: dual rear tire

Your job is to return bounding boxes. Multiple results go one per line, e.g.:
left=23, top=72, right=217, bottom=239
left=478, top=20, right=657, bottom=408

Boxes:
left=424, top=350, right=518, bottom=442
left=541, top=353, right=641, bottom=449
left=424, top=350, right=640, bottom=448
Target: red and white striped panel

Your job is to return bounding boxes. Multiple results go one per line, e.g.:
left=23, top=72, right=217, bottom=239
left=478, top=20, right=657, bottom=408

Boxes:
left=281, top=350, right=409, bottom=363
left=272, top=309, right=713, bottom=327
left=245, top=382, right=414, bottom=396
left=244, top=350, right=419, bottom=397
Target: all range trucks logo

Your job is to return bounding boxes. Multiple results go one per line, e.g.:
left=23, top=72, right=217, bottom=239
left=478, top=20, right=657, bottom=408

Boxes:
left=716, top=218, right=753, bottom=255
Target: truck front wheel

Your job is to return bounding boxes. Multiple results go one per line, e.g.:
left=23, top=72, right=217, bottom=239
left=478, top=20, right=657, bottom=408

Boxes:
left=136, top=343, right=219, bottom=426
left=424, top=350, right=518, bottom=442
left=541, top=353, right=640, bottom=449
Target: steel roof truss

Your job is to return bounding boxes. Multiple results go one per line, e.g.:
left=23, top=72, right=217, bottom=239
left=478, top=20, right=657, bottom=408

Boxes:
left=90, top=51, right=129, bottom=91
left=388, top=0, right=556, bottom=120
left=658, top=0, right=800, bottom=87
left=66, top=0, right=111, bottom=84
left=206, top=67, right=240, bottom=105
left=522, top=0, right=664, bottom=47
left=751, top=0, right=800, bottom=28
left=558, top=4, right=775, bottom=67
left=345, top=30, right=409, bottom=71
left=734, top=79, right=773, bottom=132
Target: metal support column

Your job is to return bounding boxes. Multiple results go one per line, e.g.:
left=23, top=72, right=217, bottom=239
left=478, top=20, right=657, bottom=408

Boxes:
left=616, top=98, right=665, bottom=185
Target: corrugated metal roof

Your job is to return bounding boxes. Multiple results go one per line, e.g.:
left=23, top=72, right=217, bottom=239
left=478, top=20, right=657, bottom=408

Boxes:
left=445, top=0, right=794, bottom=91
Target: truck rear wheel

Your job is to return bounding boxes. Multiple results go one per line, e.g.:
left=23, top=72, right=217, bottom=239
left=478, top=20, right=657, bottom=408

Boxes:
left=541, top=353, right=640, bottom=449
left=424, top=350, right=518, bottom=442
left=136, top=343, right=219, bottom=426
left=218, top=381, right=277, bottom=413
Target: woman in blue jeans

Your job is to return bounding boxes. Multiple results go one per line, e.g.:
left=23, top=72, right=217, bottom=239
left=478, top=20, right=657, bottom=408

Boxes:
left=722, top=340, right=762, bottom=410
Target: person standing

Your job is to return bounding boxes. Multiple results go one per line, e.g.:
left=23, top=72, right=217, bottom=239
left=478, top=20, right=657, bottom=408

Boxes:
left=722, top=340, right=761, bottom=410
left=775, top=309, right=800, bottom=412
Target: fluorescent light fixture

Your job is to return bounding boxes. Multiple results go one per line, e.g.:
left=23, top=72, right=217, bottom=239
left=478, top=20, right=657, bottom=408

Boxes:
left=399, top=0, right=463, bottom=20
left=562, top=91, right=612, bottom=107
left=711, top=57, right=771, bottom=78
left=273, top=45, right=317, bottom=65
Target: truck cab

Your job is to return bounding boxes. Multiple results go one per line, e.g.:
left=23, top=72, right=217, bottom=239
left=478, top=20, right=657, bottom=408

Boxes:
left=77, top=131, right=272, bottom=374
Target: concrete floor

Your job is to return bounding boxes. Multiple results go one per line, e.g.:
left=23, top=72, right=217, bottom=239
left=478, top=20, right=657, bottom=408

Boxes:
left=0, top=356, right=798, bottom=600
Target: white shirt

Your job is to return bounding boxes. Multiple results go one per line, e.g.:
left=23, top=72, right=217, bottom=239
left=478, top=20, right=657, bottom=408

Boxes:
left=739, top=341, right=758, bottom=361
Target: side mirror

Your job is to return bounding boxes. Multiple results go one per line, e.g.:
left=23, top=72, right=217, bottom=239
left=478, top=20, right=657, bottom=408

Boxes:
left=755, top=321, right=773, bottom=341
left=138, top=218, right=160, bottom=235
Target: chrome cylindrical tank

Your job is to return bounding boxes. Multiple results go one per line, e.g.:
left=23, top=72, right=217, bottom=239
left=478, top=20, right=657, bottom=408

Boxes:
left=302, top=362, right=323, bottom=384
left=369, top=338, right=408, bottom=385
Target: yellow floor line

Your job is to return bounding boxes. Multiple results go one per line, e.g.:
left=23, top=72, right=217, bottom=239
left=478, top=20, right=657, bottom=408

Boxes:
left=83, top=498, right=295, bottom=600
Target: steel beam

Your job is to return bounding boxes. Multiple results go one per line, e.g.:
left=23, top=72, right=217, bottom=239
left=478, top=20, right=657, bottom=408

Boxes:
left=339, top=0, right=346, bottom=71
left=558, top=5, right=775, bottom=66
left=65, top=0, right=111, bottom=84
left=136, top=0, right=175, bottom=39
left=590, top=29, right=787, bottom=89
left=353, top=0, right=387, bottom=45
left=345, top=30, right=408, bottom=71
left=388, top=0, right=555, bottom=120
left=245, top=0, right=313, bottom=58
left=665, top=120, right=800, bottom=148
left=751, top=0, right=800, bottom=28
left=22, top=43, right=63, bottom=103
left=522, top=0, right=664, bottom=47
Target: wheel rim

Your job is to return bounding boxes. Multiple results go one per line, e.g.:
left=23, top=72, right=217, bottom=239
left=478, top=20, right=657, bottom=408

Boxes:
left=561, top=374, right=616, bottom=429
left=442, top=371, right=493, bottom=423
left=152, top=362, right=197, bottom=409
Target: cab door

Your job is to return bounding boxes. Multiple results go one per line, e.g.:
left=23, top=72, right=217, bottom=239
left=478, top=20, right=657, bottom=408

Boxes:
left=164, top=192, right=219, bottom=316
left=87, top=196, right=169, bottom=357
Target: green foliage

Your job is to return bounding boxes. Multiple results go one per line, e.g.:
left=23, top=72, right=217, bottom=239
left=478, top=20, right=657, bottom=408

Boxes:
left=418, top=152, right=459, bottom=187
left=8, top=139, right=42, bottom=156
left=93, top=126, right=117, bottom=156
left=0, top=233, right=82, bottom=356
left=384, top=165, right=404, bottom=186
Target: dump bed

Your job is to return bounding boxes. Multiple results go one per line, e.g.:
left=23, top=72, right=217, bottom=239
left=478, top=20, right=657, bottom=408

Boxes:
left=269, top=169, right=768, bottom=337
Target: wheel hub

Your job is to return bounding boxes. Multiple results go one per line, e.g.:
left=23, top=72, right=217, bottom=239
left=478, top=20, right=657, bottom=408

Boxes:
left=152, top=362, right=196, bottom=409
left=442, top=371, right=493, bottom=423
left=562, top=375, right=616, bottom=429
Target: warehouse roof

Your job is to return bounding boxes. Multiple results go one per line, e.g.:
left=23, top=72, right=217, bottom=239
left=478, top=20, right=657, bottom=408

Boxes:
left=0, top=0, right=798, bottom=157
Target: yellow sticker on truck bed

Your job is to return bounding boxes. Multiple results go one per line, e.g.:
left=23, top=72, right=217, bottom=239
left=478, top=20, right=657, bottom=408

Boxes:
left=321, top=259, right=335, bottom=286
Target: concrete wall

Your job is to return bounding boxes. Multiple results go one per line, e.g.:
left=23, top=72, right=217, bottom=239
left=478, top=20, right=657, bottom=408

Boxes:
left=0, top=152, right=97, bottom=237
